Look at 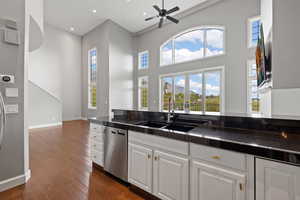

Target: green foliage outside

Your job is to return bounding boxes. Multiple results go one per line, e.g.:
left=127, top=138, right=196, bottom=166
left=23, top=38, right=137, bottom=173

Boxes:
left=163, top=92, right=220, bottom=112
left=140, top=88, right=148, bottom=108
left=205, top=95, right=220, bottom=112
left=252, top=99, right=260, bottom=112
left=91, top=86, right=96, bottom=107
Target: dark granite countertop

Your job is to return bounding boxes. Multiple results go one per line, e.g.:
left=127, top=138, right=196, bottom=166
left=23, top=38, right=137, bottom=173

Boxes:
left=89, top=117, right=300, bottom=165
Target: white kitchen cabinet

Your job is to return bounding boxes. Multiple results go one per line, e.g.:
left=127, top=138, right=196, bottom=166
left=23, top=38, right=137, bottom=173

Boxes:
left=256, top=158, right=300, bottom=200
left=153, top=150, right=189, bottom=200
left=90, top=123, right=105, bottom=167
left=191, top=160, right=246, bottom=200
left=128, top=143, right=153, bottom=193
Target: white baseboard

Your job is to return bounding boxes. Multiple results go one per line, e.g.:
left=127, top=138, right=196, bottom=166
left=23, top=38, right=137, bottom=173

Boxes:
left=63, top=117, right=86, bottom=122
left=0, top=169, right=31, bottom=192
left=29, top=122, right=62, bottom=129
left=25, top=169, right=31, bottom=182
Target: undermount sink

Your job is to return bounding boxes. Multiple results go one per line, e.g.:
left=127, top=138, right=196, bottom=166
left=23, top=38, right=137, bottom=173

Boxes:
left=137, top=121, right=196, bottom=132
left=137, top=121, right=168, bottom=128
left=163, top=124, right=196, bottom=132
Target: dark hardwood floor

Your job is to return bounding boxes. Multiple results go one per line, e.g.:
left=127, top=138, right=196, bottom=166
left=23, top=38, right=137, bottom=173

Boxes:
left=0, top=120, right=143, bottom=200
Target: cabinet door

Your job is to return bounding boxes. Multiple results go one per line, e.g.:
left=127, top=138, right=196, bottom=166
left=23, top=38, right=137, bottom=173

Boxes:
left=191, top=160, right=246, bottom=200
left=153, top=151, right=189, bottom=200
left=256, top=158, right=300, bottom=200
left=128, top=143, right=153, bottom=193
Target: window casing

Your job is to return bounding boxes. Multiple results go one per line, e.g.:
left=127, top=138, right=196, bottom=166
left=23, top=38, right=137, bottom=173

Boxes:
left=160, top=27, right=225, bottom=66
left=138, top=51, right=149, bottom=70
left=138, top=76, right=149, bottom=110
left=247, top=60, right=260, bottom=113
left=160, top=67, right=224, bottom=114
left=248, top=16, right=261, bottom=48
left=88, top=48, right=97, bottom=109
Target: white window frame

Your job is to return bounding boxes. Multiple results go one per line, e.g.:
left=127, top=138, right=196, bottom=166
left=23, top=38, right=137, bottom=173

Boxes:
left=159, top=66, right=225, bottom=115
left=248, top=16, right=261, bottom=48
left=160, top=26, right=226, bottom=67
left=88, top=48, right=97, bottom=110
left=138, top=76, right=149, bottom=111
left=247, top=60, right=260, bottom=114
left=138, top=50, right=149, bottom=70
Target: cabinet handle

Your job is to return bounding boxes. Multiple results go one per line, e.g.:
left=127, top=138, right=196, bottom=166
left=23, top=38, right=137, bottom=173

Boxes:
left=148, top=154, right=151, bottom=159
left=211, top=156, right=221, bottom=160
left=239, top=183, right=243, bottom=191
left=154, top=156, right=159, bottom=161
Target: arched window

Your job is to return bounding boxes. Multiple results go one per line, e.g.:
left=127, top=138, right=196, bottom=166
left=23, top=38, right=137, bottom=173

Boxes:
left=160, top=27, right=225, bottom=66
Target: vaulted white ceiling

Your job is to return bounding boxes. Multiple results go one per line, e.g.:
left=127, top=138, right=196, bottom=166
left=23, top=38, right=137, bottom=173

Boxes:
left=45, top=0, right=209, bottom=35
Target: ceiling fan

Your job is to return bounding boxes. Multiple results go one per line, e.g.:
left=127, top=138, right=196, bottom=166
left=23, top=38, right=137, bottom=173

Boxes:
left=145, top=0, right=180, bottom=28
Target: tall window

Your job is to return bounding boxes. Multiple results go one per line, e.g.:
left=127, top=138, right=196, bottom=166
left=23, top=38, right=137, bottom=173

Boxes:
left=88, top=48, right=97, bottom=109
left=138, top=51, right=149, bottom=70
left=160, top=67, right=223, bottom=114
left=247, top=60, right=260, bottom=113
left=138, top=76, right=148, bottom=110
left=160, top=27, right=225, bottom=66
left=248, top=16, right=261, bottom=48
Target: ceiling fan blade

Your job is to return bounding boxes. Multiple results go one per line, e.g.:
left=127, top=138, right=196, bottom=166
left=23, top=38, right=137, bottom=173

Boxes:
left=166, top=16, right=179, bottom=24
left=145, top=16, right=157, bottom=21
left=166, top=6, right=180, bottom=15
left=153, top=5, right=162, bottom=13
left=158, top=18, right=164, bottom=28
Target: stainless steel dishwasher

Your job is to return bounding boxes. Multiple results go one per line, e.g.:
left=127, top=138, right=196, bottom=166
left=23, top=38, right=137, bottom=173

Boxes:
left=104, top=127, right=128, bottom=182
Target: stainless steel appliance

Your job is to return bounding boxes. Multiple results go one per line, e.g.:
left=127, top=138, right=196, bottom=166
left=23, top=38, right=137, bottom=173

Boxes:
left=104, top=127, right=128, bottom=182
left=0, top=92, right=6, bottom=149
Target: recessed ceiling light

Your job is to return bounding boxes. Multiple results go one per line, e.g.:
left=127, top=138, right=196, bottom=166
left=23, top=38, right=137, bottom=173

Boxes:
left=126, top=0, right=131, bottom=2
left=70, top=27, right=75, bottom=31
left=92, top=9, right=97, bottom=13
left=143, top=12, right=147, bottom=16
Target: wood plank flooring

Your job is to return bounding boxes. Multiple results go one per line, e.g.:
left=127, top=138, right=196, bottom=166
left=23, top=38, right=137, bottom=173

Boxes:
left=0, top=120, right=143, bottom=200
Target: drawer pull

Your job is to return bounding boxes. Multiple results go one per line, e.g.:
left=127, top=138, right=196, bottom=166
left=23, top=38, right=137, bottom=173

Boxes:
left=211, top=156, right=221, bottom=160
left=154, top=156, right=159, bottom=161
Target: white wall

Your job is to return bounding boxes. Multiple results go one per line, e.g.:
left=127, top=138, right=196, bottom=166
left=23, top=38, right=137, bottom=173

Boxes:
left=272, top=0, right=300, bottom=89
left=29, top=82, right=62, bottom=128
left=82, top=20, right=134, bottom=118
left=29, top=24, right=82, bottom=126
left=82, top=21, right=110, bottom=118
left=133, top=0, right=260, bottom=113
left=109, top=21, right=134, bottom=116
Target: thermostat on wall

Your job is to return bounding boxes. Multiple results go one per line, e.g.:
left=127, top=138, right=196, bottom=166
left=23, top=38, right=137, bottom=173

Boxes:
left=0, top=74, right=15, bottom=83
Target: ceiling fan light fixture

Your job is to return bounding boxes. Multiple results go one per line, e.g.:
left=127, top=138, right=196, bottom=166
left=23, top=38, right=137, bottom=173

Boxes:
left=144, top=0, right=180, bottom=28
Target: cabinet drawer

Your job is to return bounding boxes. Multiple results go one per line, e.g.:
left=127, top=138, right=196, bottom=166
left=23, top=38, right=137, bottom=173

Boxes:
left=190, top=143, right=246, bottom=171
left=91, top=150, right=104, bottom=166
left=90, top=123, right=106, bottom=134
left=129, top=131, right=188, bottom=156
left=90, top=133, right=104, bottom=143
left=91, top=140, right=104, bottom=152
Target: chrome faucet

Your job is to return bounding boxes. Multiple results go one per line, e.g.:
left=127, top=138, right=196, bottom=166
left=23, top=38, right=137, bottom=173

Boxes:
left=167, top=97, right=175, bottom=123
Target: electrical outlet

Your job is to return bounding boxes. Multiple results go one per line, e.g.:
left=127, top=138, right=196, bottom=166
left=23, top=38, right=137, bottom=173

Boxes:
left=5, top=104, right=18, bottom=114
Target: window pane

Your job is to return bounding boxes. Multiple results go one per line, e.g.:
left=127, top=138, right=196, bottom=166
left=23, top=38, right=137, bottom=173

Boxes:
left=174, top=76, right=185, bottom=111
left=189, top=74, right=203, bottom=112
left=249, top=63, right=260, bottom=112
left=174, top=30, right=204, bottom=63
left=251, top=20, right=261, bottom=46
left=139, top=51, right=149, bottom=69
left=139, top=77, right=148, bottom=109
left=206, top=29, right=224, bottom=57
left=162, top=77, right=173, bottom=110
left=89, top=49, right=97, bottom=108
left=205, top=71, right=221, bottom=113
left=161, top=41, right=173, bottom=66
